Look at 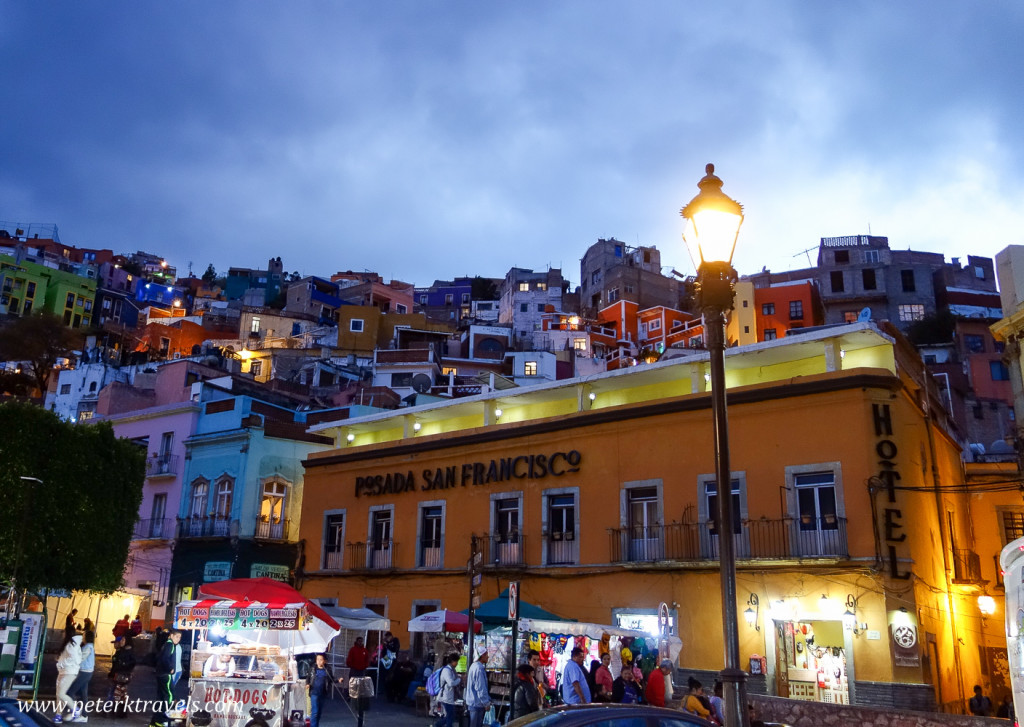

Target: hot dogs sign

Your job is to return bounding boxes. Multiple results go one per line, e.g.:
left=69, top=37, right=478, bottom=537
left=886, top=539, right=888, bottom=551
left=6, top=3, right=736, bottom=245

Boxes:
left=174, top=602, right=307, bottom=631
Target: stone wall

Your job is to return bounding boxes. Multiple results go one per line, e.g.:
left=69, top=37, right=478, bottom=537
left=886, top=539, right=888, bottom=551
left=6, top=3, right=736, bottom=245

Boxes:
left=750, top=694, right=1005, bottom=727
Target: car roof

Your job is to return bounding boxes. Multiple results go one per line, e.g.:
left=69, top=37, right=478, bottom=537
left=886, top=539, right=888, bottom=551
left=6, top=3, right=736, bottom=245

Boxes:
left=506, top=703, right=714, bottom=726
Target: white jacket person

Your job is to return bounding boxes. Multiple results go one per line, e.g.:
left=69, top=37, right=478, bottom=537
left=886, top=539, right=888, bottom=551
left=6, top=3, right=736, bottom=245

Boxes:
left=55, top=633, right=83, bottom=722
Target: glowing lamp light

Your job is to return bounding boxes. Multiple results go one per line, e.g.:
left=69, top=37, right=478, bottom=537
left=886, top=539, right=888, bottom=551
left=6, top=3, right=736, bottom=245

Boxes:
left=238, top=349, right=252, bottom=360
left=123, top=596, right=134, bottom=610
left=346, top=433, right=355, bottom=443
left=680, top=163, right=744, bottom=268
left=209, top=624, right=226, bottom=638
left=978, top=595, right=997, bottom=615
left=588, top=392, right=597, bottom=402
left=819, top=594, right=830, bottom=612
left=743, top=606, right=756, bottom=627
left=413, top=422, right=422, bottom=432
left=842, top=609, right=856, bottom=631
left=494, top=408, right=503, bottom=419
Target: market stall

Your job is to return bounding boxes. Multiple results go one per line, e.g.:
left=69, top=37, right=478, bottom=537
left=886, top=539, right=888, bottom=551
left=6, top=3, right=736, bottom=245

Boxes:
left=172, top=578, right=341, bottom=727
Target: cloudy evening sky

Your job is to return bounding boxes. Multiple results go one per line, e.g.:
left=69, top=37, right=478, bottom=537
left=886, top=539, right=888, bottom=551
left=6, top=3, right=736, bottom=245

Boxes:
left=3, top=1, right=1023, bottom=288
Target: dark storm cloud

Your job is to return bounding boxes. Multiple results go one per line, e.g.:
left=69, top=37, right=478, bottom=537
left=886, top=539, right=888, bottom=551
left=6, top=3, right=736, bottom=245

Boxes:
left=2, top=1, right=1022, bottom=285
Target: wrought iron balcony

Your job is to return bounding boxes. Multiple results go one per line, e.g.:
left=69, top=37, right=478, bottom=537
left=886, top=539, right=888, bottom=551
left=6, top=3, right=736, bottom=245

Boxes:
left=346, top=540, right=396, bottom=571
left=177, top=516, right=238, bottom=538
left=322, top=549, right=344, bottom=571
left=255, top=518, right=289, bottom=540
left=146, top=453, right=179, bottom=478
left=132, top=518, right=175, bottom=540
left=546, top=531, right=578, bottom=565
left=608, top=517, right=849, bottom=564
left=952, top=548, right=983, bottom=583
left=419, top=539, right=443, bottom=569
left=483, top=534, right=526, bottom=568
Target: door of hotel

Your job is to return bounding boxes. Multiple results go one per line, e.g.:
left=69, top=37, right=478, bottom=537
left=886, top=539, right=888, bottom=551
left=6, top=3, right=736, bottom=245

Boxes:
left=794, top=473, right=842, bottom=556
left=773, top=619, right=849, bottom=704
left=628, top=487, right=663, bottom=560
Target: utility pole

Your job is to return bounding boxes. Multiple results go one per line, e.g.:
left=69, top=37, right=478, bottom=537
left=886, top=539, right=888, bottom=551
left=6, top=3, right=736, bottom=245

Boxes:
left=467, top=535, right=482, bottom=662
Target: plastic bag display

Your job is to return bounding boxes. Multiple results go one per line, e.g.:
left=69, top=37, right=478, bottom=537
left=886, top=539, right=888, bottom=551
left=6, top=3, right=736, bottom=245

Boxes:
left=349, top=676, right=375, bottom=699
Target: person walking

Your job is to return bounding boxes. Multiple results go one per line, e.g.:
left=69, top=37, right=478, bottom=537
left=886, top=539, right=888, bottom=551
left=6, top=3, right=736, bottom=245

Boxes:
left=465, top=649, right=491, bottom=727
left=305, top=653, right=343, bottom=727
left=435, top=652, right=461, bottom=727
left=612, top=665, right=643, bottom=704
left=68, top=631, right=95, bottom=722
left=970, top=684, right=993, bottom=717
left=644, top=659, right=674, bottom=708
left=154, top=629, right=182, bottom=721
left=54, top=632, right=83, bottom=723
left=561, top=647, right=591, bottom=705
left=108, top=636, right=136, bottom=719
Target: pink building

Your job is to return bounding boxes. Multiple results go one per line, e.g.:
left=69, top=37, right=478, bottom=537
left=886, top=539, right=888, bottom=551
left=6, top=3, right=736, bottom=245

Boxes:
left=97, top=360, right=223, bottom=625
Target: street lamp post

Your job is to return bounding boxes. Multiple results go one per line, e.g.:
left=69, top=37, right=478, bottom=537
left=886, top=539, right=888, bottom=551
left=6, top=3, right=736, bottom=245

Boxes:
left=680, top=164, right=749, bottom=727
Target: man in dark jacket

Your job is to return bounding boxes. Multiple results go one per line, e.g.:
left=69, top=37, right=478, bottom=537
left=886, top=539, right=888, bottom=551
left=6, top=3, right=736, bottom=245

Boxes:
left=512, top=664, right=540, bottom=717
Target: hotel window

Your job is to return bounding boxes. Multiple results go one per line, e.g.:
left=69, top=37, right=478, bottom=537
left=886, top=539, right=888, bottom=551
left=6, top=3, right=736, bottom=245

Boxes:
left=901, top=269, right=916, bottom=292
left=544, top=490, right=578, bottom=565
left=1003, top=512, right=1024, bottom=544
left=698, top=474, right=747, bottom=558
left=524, top=361, right=538, bottom=376
left=491, top=494, right=523, bottom=565
left=322, top=511, right=345, bottom=570
left=864, top=249, right=880, bottom=263
left=862, top=268, right=877, bottom=290
left=789, top=300, right=803, bottom=320
left=368, top=506, right=394, bottom=569
left=964, top=334, right=985, bottom=353
left=763, top=329, right=777, bottom=341
left=624, top=483, right=662, bottom=562
left=573, top=338, right=587, bottom=351
left=418, top=503, right=445, bottom=568
left=785, top=465, right=845, bottom=557
left=519, top=282, right=529, bottom=292
left=899, top=304, right=925, bottom=322
left=830, top=271, right=845, bottom=293
left=649, top=319, right=661, bottom=331
left=350, top=319, right=364, bottom=332
left=761, top=302, right=775, bottom=316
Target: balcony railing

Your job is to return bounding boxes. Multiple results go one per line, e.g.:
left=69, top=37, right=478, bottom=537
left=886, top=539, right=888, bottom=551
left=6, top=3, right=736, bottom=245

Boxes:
left=146, top=453, right=179, bottom=478
left=346, top=540, right=396, bottom=571
left=546, top=532, right=578, bottom=565
left=132, top=518, right=175, bottom=540
left=177, top=517, right=238, bottom=538
left=608, top=517, right=849, bottom=563
left=483, top=534, right=526, bottom=567
left=322, top=549, right=344, bottom=571
left=952, top=548, right=983, bottom=582
left=255, top=519, right=289, bottom=540
left=420, top=540, right=443, bottom=568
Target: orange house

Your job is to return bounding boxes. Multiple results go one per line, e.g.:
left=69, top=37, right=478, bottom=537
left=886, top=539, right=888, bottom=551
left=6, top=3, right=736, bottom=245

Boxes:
left=296, top=322, right=992, bottom=713
left=753, top=281, right=823, bottom=341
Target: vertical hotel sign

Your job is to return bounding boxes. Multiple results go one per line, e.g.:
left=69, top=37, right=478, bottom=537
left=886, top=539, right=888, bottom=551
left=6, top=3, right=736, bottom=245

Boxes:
left=874, top=403, right=910, bottom=579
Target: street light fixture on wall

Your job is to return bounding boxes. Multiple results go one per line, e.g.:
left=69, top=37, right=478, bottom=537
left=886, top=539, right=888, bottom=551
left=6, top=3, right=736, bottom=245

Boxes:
left=681, top=163, right=748, bottom=727
left=744, top=594, right=760, bottom=631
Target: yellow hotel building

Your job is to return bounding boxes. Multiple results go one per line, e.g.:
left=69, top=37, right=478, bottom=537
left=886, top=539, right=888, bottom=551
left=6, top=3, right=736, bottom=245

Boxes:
left=297, top=321, right=1002, bottom=713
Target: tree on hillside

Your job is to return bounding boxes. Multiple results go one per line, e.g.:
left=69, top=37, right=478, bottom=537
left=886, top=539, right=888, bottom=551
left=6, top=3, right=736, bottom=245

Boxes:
left=471, top=276, right=499, bottom=300
left=0, top=401, right=145, bottom=594
left=0, top=312, right=83, bottom=396
left=202, top=263, right=218, bottom=284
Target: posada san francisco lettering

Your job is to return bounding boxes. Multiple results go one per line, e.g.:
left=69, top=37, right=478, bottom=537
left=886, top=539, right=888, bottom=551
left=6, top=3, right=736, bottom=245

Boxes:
left=354, top=449, right=582, bottom=497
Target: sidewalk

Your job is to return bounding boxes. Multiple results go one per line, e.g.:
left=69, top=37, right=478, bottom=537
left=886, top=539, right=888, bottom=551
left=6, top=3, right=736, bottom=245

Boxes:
left=30, top=653, right=437, bottom=727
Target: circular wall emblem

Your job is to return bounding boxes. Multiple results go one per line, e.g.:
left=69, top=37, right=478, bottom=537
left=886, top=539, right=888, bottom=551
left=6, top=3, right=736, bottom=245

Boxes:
left=893, top=624, right=916, bottom=649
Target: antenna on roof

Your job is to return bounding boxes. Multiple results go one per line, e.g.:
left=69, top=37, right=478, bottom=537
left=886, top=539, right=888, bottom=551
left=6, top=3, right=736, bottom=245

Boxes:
left=793, top=247, right=816, bottom=266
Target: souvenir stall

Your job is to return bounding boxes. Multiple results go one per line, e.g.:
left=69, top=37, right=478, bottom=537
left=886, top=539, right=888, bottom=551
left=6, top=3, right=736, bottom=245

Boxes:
left=318, top=605, right=390, bottom=696
left=408, top=610, right=482, bottom=719
left=775, top=620, right=849, bottom=704
left=173, top=578, right=341, bottom=727
left=516, top=617, right=682, bottom=702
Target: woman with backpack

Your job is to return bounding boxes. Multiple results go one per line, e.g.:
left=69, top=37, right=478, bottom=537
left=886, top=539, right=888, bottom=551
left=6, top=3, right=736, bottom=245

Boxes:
left=432, top=652, right=461, bottom=727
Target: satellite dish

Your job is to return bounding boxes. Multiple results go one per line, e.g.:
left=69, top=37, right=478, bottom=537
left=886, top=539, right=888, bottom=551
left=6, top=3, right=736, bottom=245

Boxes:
left=412, top=373, right=432, bottom=394
left=857, top=307, right=872, bottom=322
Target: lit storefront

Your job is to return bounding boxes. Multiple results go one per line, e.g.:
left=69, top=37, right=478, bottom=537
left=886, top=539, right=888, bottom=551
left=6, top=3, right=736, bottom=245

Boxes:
left=297, top=322, right=993, bottom=711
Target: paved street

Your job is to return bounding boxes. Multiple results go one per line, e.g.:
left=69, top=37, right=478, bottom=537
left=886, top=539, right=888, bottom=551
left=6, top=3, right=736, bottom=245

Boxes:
left=28, top=654, right=437, bottom=727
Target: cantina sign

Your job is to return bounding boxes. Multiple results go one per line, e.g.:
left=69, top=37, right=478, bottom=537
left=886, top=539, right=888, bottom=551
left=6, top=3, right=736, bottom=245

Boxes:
left=355, top=449, right=582, bottom=497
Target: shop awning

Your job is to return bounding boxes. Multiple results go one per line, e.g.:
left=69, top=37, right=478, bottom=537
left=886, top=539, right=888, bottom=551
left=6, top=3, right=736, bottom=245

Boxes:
left=460, top=588, right=574, bottom=626
left=518, top=618, right=649, bottom=640
left=320, top=606, right=390, bottom=632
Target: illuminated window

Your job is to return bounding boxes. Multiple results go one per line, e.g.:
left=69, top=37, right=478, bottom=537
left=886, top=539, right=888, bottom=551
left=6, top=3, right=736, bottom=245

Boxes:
left=524, top=361, right=538, bottom=376
left=573, top=338, right=587, bottom=351
left=536, top=282, right=547, bottom=291
left=1003, top=512, right=1024, bottom=543
left=843, top=311, right=859, bottom=323
left=898, top=304, right=925, bottom=322
left=442, top=367, right=457, bottom=376
left=519, top=282, right=529, bottom=292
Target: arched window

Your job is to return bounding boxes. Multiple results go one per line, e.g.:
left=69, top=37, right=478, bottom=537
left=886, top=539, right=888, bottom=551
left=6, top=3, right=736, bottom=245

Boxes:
left=191, top=480, right=209, bottom=519
left=257, top=478, right=289, bottom=539
left=214, top=478, right=233, bottom=519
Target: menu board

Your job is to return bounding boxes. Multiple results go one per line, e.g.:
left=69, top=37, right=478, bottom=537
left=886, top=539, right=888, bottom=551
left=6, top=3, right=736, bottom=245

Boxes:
left=175, top=604, right=306, bottom=631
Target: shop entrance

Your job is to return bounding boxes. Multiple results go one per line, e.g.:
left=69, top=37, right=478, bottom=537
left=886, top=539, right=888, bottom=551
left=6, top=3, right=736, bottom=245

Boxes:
left=773, top=619, right=849, bottom=704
